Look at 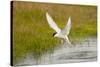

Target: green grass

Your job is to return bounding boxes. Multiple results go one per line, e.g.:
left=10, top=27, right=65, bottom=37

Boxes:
left=12, top=1, right=97, bottom=65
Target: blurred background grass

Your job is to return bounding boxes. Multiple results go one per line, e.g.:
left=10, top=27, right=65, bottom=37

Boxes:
left=12, top=1, right=97, bottom=64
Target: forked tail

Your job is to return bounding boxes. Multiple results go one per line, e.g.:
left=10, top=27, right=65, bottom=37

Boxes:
left=65, top=36, right=71, bottom=45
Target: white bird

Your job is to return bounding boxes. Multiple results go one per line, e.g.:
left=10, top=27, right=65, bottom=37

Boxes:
left=46, top=12, right=72, bottom=44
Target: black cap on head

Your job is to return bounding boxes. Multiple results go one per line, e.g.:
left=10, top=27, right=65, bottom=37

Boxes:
left=53, top=32, right=57, bottom=37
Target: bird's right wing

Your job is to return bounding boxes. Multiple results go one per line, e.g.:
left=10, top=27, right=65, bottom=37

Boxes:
left=62, top=17, right=71, bottom=35
left=46, top=12, right=61, bottom=33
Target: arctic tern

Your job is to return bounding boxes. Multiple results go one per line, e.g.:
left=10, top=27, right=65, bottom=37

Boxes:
left=46, top=12, right=71, bottom=44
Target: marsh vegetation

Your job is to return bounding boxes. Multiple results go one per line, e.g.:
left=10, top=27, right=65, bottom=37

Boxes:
left=12, top=1, right=97, bottom=65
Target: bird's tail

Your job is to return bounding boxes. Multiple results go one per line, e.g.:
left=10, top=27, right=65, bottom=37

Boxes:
left=65, top=36, right=71, bottom=45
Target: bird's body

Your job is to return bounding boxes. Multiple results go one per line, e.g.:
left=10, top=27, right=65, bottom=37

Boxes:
left=55, top=33, right=71, bottom=44
left=46, top=12, right=72, bottom=44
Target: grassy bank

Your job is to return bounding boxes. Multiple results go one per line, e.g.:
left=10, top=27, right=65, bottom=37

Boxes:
left=12, top=1, right=97, bottom=65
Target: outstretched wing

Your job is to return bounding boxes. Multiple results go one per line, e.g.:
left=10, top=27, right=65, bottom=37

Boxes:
left=62, top=17, right=71, bottom=35
left=46, top=12, right=61, bottom=33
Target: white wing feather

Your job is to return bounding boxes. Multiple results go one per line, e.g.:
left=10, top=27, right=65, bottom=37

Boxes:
left=46, top=13, right=61, bottom=33
left=62, top=17, right=71, bottom=35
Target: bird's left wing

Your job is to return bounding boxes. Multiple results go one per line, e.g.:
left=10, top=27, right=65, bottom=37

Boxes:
left=46, top=12, right=61, bottom=33
left=62, top=17, right=71, bottom=35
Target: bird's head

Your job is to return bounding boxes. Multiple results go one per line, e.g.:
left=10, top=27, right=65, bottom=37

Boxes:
left=53, top=32, right=57, bottom=37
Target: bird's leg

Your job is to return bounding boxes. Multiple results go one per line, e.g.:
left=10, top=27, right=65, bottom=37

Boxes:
left=61, top=39, right=64, bottom=45
left=61, top=39, right=63, bottom=44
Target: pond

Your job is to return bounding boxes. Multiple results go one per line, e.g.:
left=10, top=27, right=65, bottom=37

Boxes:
left=15, top=37, right=97, bottom=66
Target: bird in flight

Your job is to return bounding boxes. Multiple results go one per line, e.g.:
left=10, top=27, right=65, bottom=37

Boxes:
left=46, top=12, right=72, bottom=44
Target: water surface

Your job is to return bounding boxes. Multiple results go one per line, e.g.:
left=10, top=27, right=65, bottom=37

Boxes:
left=15, top=37, right=97, bottom=66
